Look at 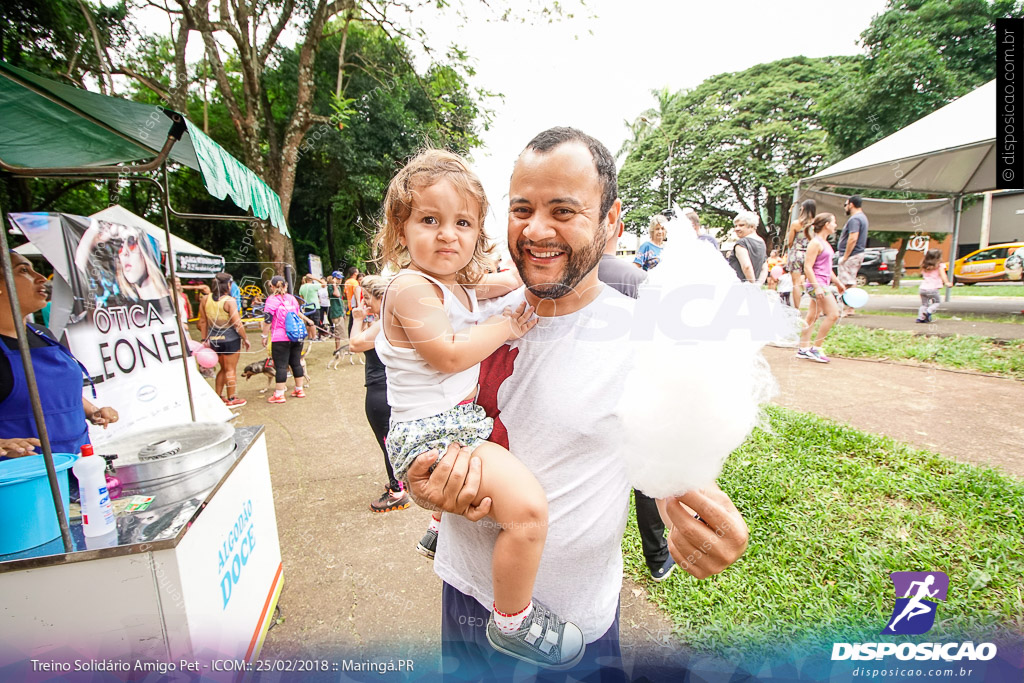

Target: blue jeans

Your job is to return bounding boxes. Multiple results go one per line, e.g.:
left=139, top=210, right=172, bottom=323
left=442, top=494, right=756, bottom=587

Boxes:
left=440, top=582, right=626, bottom=682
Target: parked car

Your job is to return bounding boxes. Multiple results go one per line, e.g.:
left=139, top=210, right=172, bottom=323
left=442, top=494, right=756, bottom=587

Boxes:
left=952, top=242, right=1024, bottom=283
left=831, top=247, right=902, bottom=286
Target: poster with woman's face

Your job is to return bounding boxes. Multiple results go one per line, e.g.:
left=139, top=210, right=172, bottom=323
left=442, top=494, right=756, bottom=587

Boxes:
left=73, top=218, right=171, bottom=315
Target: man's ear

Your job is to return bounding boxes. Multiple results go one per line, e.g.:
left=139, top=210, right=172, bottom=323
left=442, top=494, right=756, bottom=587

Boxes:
left=605, top=198, right=622, bottom=235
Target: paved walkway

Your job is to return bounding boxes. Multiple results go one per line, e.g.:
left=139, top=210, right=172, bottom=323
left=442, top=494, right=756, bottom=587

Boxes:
left=764, top=346, right=1023, bottom=477
left=838, top=312, right=1024, bottom=341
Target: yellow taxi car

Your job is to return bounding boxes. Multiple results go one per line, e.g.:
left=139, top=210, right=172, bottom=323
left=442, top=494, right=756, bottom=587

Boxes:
left=953, top=242, right=1024, bottom=283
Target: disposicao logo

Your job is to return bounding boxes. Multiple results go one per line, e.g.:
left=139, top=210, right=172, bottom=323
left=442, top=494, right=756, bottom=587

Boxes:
left=883, top=571, right=948, bottom=635
left=831, top=571, right=998, bottom=662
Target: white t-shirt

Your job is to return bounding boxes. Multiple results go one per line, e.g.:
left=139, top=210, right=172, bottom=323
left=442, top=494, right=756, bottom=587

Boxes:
left=376, top=270, right=482, bottom=421
left=435, top=285, right=634, bottom=642
left=776, top=272, right=793, bottom=293
left=317, top=286, right=330, bottom=307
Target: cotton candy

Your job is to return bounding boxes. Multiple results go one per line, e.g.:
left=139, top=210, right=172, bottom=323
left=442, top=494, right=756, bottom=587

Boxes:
left=615, top=221, right=800, bottom=498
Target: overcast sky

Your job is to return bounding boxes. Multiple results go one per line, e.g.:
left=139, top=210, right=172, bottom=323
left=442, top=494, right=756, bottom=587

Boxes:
left=396, top=0, right=891, bottom=245
left=134, top=0, right=891, bottom=245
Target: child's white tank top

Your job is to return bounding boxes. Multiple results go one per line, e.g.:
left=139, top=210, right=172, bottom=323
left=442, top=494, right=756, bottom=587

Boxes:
left=376, top=269, right=482, bottom=422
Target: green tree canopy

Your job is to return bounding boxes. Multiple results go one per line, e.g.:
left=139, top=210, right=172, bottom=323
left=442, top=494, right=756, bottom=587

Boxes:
left=619, top=56, right=857, bottom=244
left=819, top=0, right=1020, bottom=158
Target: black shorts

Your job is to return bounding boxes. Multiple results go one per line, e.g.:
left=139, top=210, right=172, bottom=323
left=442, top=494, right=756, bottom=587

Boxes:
left=208, top=336, right=241, bottom=354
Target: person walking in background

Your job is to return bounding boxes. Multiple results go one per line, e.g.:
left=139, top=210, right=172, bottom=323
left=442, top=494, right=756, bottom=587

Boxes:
left=727, top=211, right=767, bottom=283
left=776, top=266, right=794, bottom=306
left=172, top=276, right=193, bottom=347
left=916, top=249, right=952, bottom=323
left=198, top=272, right=250, bottom=406
left=230, top=276, right=243, bottom=313
left=317, top=277, right=331, bottom=336
left=327, top=272, right=347, bottom=348
left=683, top=208, right=720, bottom=250
left=298, top=274, right=323, bottom=339
left=261, top=275, right=312, bottom=403
left=796, top=213, right=846, bottom=363
left=634, top=214, right=668, bottom=271
left=343, top=267, right=360, bottom=337
left=347, top=274, right=411, bottom=513
left=786, top=199, right=815, bottom=310
left=837, top=195, right=869, bottom=314
left=597, top=218, right=675, bottom=582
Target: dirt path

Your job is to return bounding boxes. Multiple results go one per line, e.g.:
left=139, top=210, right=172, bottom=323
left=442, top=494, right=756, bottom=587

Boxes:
left=764, top=346, right=1024, bottom=477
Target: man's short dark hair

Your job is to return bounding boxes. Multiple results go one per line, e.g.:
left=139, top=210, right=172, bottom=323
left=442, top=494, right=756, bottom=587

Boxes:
left=523, top=127, right=618, bottom=218
left=345, top=266, right=358, bottom=278
left=848, top=195, right=863, bottom=208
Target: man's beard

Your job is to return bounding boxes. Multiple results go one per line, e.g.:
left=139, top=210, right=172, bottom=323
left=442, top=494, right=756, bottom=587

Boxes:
left=511, top=225, right=606, bottom=299
left=845, top=206, right=852, bottom=216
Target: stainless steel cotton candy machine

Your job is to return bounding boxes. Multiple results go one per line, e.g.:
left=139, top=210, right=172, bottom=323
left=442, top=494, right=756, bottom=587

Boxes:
left=98, top=422, right=237, bottom=509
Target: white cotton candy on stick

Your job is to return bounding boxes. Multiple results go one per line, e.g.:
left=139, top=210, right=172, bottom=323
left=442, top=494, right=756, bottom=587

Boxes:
left=614, top=222, right=796, bottom=499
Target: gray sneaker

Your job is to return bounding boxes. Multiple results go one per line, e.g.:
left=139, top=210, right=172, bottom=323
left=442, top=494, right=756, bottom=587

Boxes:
left=485, top=600, right=585, bottom=670
left=416, top=527, right=437, bottom=559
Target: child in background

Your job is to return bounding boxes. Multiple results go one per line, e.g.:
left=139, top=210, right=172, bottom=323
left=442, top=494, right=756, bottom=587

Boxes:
left=916, top=248, right=951, bottom=323
left=374, top=149, right=586, bottom=669
left=776, top=266, right=794, bottom=306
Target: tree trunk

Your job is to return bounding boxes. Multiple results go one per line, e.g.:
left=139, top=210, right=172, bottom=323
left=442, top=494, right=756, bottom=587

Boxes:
left=326, top=209, right=337, bottom=269
left=892, top=238, right=909, bottom=288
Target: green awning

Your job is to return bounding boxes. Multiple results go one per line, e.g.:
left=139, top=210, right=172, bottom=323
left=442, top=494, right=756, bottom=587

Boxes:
left=0, top=60, right=288, bottom=235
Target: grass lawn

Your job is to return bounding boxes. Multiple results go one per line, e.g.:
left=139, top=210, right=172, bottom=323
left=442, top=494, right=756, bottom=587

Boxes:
left=863, top=283, right=1024, bottom=297
left=821, top=326, right=1024, bottom=380
left=855, top=309, right=1023, bottom=325
left=622, top=406, right=1024, bottom=659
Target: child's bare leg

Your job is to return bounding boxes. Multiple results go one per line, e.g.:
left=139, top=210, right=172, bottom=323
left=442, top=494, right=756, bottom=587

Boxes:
left=469, top=441, right=547, bottom=614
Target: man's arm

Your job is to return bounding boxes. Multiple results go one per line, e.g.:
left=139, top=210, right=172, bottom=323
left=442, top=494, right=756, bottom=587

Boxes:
left=840, top=220, right=859, bottom=263
left=662, top=485, right=749, bottom=579
left=406, top=443, right=492, bottom=519
left=735, top=244, right=755, bottom=282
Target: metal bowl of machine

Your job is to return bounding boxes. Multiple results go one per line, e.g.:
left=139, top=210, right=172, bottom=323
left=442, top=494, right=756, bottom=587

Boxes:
left=96, top=422, right=237, bottom=508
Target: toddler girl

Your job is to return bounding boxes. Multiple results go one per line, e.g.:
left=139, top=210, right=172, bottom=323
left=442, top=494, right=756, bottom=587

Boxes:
left=373, top=149, right=585, bottom=670
left=916, top=248, right=951, bottom=323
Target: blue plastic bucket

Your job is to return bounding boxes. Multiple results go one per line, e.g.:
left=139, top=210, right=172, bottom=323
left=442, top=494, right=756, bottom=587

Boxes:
left=0, top=453, right=78, bottom=555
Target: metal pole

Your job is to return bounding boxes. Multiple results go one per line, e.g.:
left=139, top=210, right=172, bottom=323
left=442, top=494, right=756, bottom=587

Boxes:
left=0, top=196, right=74, bottom=552
left=161, top=165, right=196, bottom=422
left=666, top=139, right=673, bottom=210
left=946, top=194, right=963, bottom=302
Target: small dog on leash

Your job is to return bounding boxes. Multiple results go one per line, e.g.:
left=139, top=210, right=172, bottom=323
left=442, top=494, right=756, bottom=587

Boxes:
left=242, top=356, right=312, bottom=393
left=327, top=343, right=363, bottom=369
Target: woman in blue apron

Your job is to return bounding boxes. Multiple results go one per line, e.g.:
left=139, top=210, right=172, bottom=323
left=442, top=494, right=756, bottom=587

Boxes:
left=0, top=252, right=118, bottom=459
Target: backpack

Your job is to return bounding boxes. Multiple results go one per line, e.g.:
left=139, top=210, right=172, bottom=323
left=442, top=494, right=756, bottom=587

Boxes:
left=284, top=304, right=308, bottom=341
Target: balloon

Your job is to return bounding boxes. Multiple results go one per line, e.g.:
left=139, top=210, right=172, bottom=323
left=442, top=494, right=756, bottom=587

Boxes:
left=770, top=266, right=784, bottom=280
left=842, top=287, right=869, bottom=308
left=195, top=346, right=219, bottom=368
left=186, top=339, right=203, bottom=352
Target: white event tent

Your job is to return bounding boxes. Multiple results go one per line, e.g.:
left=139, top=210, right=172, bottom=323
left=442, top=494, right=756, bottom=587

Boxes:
left=799, top=80, right=999, bottom=290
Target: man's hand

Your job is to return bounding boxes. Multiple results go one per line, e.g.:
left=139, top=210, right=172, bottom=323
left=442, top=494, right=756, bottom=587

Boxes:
left=664, top=486, right=749, bottom=579
left=406, top=443, right=492, bottom=520
left=0, top=437, right=41, bottom=457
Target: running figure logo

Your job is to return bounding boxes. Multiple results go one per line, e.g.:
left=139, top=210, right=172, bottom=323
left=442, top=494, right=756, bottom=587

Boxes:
left=883, top=571, right=949, bottom=635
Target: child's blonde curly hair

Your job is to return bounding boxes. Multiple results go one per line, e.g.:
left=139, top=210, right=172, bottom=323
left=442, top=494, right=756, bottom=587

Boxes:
left=374, top=149, right=494, bottom=285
